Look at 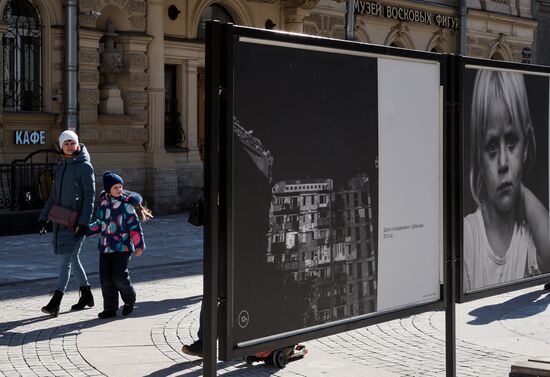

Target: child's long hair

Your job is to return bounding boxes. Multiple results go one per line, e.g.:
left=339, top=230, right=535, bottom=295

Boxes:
left=135, top=203, right=153, bottom=222
left=469, top=70, right=536, bottom=206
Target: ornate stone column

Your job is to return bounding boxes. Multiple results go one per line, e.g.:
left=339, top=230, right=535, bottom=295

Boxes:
left=78, top=28, right=102, bottom=133
left=284, top=0, right=320, bottom=33
left=145, top=0, right=177, bottom=213
left=184, top=59, right=200, bottom=160
left=147, top=0, right=165, bottom=152
left=116, top=33, right=150, bottom=132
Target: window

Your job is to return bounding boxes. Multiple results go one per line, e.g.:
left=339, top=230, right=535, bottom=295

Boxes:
left=196, top=4, right=233, bottom=40
left=164, top=65, right=184, bottom=148
left=3, top=0, right=42, bottom=111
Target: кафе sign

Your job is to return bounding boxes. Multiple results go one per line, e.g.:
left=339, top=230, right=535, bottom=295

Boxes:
left=355, top=0, right=460, bottom=29
left=14, top=130, right=46, bottom=145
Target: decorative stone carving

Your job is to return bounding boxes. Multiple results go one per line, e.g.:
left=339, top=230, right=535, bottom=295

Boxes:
left=79, top=71, right=99, bottom=84
left=128, top=1, right=146, bottom=14
left=79, top=127, right=100, bottom=142
left=78, top=2, right=101, bottom=29
left=385, top=22, right=413, bottom=48
left=99, top=19, right=125, bottom=115
left=79, top=49, right=99, bottom=65
left=79, top=0, right=100, bottom=11
left=79, top=109, right=98, bottom=124
left=489, top=33, right=513, bottom=60
left=79, top=89, right=100, bottom=103
left=286, top=0, right=321, bottom=10
left=130, top=110, right=148, bottom=123
left=124, top=53, right=147, bottom=68
left=307, top=13, right=345, bottom=38
left=106, top=127, right=129, bottom=142
left=428, top=28, right=453, bottom=53
left=129, top=17, right=146, bottom=32
left=129, top=72, right=147, bottom=86
left=129, top=128, right=147, bottom=143
left=122, top=91, right=148, bottom=105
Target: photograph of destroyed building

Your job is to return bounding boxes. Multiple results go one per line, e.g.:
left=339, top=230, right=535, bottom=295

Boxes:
left=267, top=174, right=377, bottom=325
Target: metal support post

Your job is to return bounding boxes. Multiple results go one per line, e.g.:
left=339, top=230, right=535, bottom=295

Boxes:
left=445, top=54, right=458, bottom=377
left=204, top=21, right=222, bottom=377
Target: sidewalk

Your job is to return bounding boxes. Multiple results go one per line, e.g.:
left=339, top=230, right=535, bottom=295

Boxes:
left=0, top=213, right=203, bottom=285
left=1, top=213, right=550, bottom=376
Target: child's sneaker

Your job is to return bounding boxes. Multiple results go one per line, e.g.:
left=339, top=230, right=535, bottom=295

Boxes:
left=122, top=303, right=134, bottom=316
left=182, top=340, right=203, bottom=357
left=98, top=310, right=117, bottom=319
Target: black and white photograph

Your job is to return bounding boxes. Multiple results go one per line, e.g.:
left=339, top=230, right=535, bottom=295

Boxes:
left=230, top=40, right=379, bottom=344
left=462, top=67, right=550, bottom=293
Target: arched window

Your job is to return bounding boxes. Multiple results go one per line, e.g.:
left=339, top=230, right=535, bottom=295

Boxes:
left=196, top=4, right=233, bottom=40
left=2, top=0, right=42, bottom=111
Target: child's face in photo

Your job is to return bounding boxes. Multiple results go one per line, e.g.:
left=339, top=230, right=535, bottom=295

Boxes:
left=481, top=102, right=527, bottom=213
left=110, top=183, right=123, bottom=198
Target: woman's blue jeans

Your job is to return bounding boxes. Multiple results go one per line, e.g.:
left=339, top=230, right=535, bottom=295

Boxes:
left=55, top=249, right=89, bottom=292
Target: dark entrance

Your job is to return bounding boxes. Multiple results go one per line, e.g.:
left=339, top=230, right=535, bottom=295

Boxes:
left=164, top=64, right=184, bottom=149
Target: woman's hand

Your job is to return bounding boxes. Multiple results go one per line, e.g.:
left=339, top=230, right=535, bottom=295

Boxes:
left=75, top=225, right=88, bottom=237
left=135, top=248, right=143, bottom=256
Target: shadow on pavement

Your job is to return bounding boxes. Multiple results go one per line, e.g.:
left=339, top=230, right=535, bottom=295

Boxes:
left=143, top=358, right=285, bottom=377
left=0, top=295, right=203, bottom=346
left=467, top=289, right=550, bottom=325
left=0, top=260, right=203, bottom=302
left=0, top=315, right=55, bottom=335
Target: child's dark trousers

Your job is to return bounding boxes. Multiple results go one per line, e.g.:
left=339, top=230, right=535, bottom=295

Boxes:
left=99, top=252, right=136, bottom=311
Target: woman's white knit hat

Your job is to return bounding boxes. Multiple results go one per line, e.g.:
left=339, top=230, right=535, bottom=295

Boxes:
left=58, top=130, right=79, bottom=149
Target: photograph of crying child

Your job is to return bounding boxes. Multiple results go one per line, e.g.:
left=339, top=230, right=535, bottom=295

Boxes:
left=463, top=69, right=550, bottom=291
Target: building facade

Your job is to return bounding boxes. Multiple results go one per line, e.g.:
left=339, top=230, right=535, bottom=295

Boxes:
left=0, top=0, right=537, bottom=216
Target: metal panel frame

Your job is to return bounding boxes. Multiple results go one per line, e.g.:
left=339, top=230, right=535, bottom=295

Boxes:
left=206, top=22, right=449, bottom=362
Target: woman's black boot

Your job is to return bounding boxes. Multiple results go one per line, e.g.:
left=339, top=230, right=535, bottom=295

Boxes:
left=41, top=290, right=63, bottom=317
left=71, top=285, right=94, bottom=311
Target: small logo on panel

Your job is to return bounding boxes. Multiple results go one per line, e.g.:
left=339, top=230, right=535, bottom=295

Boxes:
left=238, top=310, right=249, bottom=328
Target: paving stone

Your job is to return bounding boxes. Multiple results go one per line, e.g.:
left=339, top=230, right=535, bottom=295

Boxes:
left=2, top=213, right=550, bottom=376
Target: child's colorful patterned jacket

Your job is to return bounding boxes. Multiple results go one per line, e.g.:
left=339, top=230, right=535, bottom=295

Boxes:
left=87, top=191, right=145, bottom=253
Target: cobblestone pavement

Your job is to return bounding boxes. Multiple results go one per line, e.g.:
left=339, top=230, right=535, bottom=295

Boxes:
left=2, top=213, right=550, bottom=376
left=2, top=258, right=550, bottom=376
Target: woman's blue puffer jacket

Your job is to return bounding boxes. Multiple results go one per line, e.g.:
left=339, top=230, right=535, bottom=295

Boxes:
left=40, top=144, right=95, bottom=255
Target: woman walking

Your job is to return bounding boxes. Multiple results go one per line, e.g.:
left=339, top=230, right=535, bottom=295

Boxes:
left=39, top=130, right=96, bottom=317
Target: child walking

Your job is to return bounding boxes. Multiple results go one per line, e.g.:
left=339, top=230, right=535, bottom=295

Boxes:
left=87, top=171, right=151, bottom=318
left=464, top=69, right=550, bottom=291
